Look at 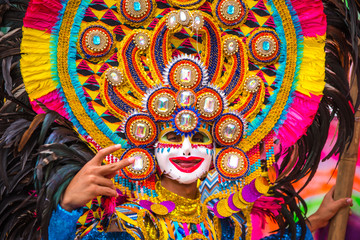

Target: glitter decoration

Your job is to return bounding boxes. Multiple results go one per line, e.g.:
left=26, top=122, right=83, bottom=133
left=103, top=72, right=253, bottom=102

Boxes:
left=191, top=11, right=204, bottom=31
left=244, top=75, right=261, bottom=93
left=178, top=10, right=191, bottom=26
left=79, top=25, right=114, bottom=60
left=125, top=114, right=157, bottom=147
left=121, top=148, right=155, bottom=181
left=133, top=32, right=150, bottom=50
left=196, top=89, right=223, bottom=121
left=176, top=89, right=196, bottom=107
left=119, top=0, right=156, bottom=27
left=213, top=0, right=248, bottom=28
left=215, top=147, right=249, bottom=180
left=174, top=109, right=198, bottom=133
left=224, top=38, right=239, bottom=55
left=104, top=67, right=124, bottom=86
left=247, top=28, right=281, bottom=65
left=166, top=11, right=179, bottom=30
left=174, top=63, right=199, bottom=88
left=213, top=113, right=244, bottom=146
left=148, top=89, right=176, bottom=120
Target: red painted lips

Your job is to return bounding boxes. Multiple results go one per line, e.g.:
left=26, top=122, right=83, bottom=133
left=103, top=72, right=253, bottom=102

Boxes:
left=169, top=156, right=205, bottom=173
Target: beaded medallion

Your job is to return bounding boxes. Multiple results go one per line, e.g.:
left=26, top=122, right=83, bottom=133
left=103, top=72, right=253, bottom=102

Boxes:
left=121, top=148, right=155, bottom=180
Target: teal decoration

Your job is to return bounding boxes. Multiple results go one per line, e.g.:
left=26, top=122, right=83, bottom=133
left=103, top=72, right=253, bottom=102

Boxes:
left=263, top=40, right=270, bottom=51
left=92, top=35, right=101, bottom=45
left=227, top=5, right=235, bottom=15
left=134, top=1, right=141, bottom=11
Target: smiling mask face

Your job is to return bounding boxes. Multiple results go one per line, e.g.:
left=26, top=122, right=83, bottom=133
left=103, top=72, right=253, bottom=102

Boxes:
left=155, top=128, right=214, bottom=184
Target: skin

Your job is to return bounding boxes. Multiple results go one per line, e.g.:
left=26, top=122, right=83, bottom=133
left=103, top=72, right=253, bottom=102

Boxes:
left=60, top=141, right=353, bottom=233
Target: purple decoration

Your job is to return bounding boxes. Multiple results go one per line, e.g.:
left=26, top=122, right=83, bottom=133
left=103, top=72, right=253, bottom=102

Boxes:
left=160, top=201, right=176, bottom=212
left=139, top=200, right=154, bottom=211
left=228, top=193, right=241, bottom=211
left=250, top=179, right=263, bottom=196
left=115, top=189, right=128, bottom=206
left=242, top=180, right=261, bottom=203
left=213, top=201, right=225, bottom=219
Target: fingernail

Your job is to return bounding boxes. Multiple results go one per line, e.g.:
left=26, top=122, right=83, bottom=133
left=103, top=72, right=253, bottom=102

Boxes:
left=115, top=144, right=122, bottom=148
left=128, top=157, right=135, bottom=163
left=347, top=198, right=353, bottom=205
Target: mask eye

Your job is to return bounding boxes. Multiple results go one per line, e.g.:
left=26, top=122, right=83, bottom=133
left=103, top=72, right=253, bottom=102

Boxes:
left=164, top=131, right=182, bottom=142
left=191, top=132, right=209, bottom=143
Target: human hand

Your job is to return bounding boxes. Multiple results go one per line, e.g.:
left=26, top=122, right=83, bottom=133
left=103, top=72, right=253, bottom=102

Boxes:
left=60, top=144, right=135, bottom=212
left=306, top=186, right=353, bottom=232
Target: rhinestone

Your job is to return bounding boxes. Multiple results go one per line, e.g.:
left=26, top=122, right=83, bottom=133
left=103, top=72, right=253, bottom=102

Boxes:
left=194, top=16, right=201, bottom=25
left=227, top=155, right=239, bottom=169
left=179, top=91, right=193, bottom=107
left=179, top=11, right=187, bottom=22
left=133, top=1, right=141, bottom=11
left=224, top=123, right=236, bottom=139
left=263, top=40, right=270, bottom=51
left=169, top=15, right=177, bottom=24
left=132, top=156, right=144, bottom=170
left=248, top=79, right=258, bottom=89
left=135, top=123, right=147, bottom=138
left=180, top=113, right=191, bottom=128
left=227, top=5, right=235, bottom=15
left=228, top=42, right=235, bottom=51
left=92, top=35, right=101, bottom=45
left=158, top=97, right=169, bottom=112
left=203, top=97, right=215, bottom=113
left=110, top=72, right=119, bottom=81
left=138, top=35, right=145, bottom=46
left=180, top=68, right=191, bottom=83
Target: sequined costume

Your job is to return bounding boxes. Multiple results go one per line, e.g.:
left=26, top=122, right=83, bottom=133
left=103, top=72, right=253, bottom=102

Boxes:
left=0, top=0, right=358, bottom=239
left=48, top=182, right=313, bottom=239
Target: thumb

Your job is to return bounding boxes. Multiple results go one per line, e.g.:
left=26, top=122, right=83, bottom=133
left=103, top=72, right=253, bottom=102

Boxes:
left=332, top=198, right=352, bottom=211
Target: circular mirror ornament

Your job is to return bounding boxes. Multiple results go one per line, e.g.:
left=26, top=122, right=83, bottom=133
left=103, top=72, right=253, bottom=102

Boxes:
left=224, top=38, right=239, bottom=56
left=119, top=0, right=156, bottom=27
left=178, top=10, right=191, bottom=26
left=247, top=28, right=281, bottom=65
left=147, top=88, right=176, bottom=121
left=133, top=32, right=150, bottom=50
left=125, top=114, right=157, bottom=147
left=79, top=25, right=114, bottom=60
left=191, top=11, right=204, bottom=31
left=174, top=109, right=199, bottom=134
left=213, top=113, right=245, bottom=146
left=196, top=88, right=224, bottom=121
left=215, top=147, right=249, bottom=180
left=167, top=11, right=179, bottom=30
left=104, top=67, right=124, bottom=86
left=176, top=89, right=196, bottom=108
left=244, top=75, right=261, bottom=93
left=121, top=148, right=155, bottom=181
left=213, top=0, right=248, bottom=28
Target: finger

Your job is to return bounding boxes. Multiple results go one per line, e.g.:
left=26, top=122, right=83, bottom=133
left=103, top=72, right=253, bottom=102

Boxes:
left=88, top=175, right=116, bottom=190
left=89, top=144, right=122, bottom=166
left=93, top=185, right=118, bottom=197
left=98, top=157, right=135, bottom=176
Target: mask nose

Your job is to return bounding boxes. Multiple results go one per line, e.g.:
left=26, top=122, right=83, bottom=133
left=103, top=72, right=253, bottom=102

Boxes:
left=182, top=137, right=192, bottom=156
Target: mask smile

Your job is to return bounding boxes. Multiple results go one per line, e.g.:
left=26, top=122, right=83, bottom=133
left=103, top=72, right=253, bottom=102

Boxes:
left=169, top=156, right=204, bottom=173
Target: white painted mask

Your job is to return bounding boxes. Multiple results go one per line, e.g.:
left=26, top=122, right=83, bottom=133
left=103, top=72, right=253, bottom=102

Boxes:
left=155, top=129, right=214, bottom=184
